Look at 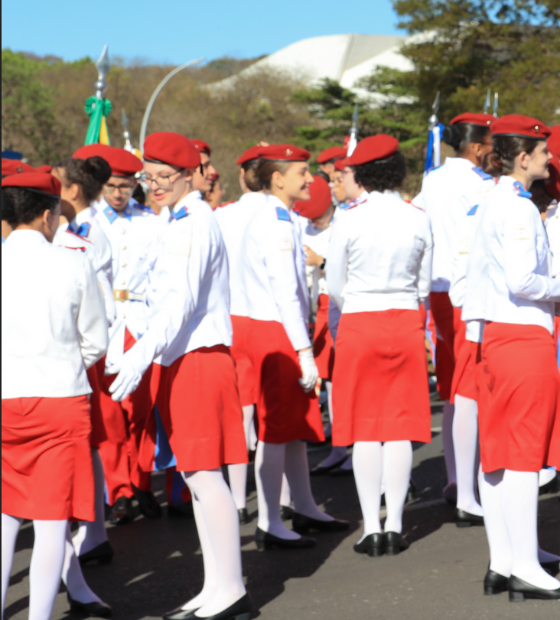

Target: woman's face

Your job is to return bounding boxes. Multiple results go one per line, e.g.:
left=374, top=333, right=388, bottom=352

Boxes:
left=143, top=161, right=190, bottom=209
left=332, top=171, right=346, bottom=202
left=525, top=140, right=553, bottom=182
left=273, top=162, right=313, bottom=203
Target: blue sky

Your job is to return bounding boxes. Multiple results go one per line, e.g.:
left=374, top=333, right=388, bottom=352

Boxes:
left=2, top=0, right=403, bottom=65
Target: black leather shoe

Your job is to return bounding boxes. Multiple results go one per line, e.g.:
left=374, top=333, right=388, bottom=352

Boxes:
left=255, top=527, right=316, bottom=550
left=292, top=512, right=349, bottom=534
left=541, top=560, right=560, bottom=576
left=483, top=569, right=509, bottom=595
left=162, top=605, right=199, bottom=620
left=310, top=456, right=348, bottom=476
left=169, top=593, right=252, bottom=620
left=454, top=508, right=484, bottom=528
left=385, top=531, right=410, bottom=555
left=168, top=503, right=194, bottom=519
left=67, top=593, right=112, bottom=617
left=508, top=574, right=560, bottom=601
left=280, top=505, right=294, bottom=521
left=78, top=540, right=114, bottom=566
left=353, top=533, right=385, bottom=557
left=238, top=508, right=251, bottom=525
left=133, top=486, right=162, bottom=520
left=108, top=496, right=134, bottom=525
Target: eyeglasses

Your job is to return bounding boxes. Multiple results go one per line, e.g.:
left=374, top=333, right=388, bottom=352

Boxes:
left=142, top=169, right=184, bottom=190
left=103, top=184, right=134, bottom=195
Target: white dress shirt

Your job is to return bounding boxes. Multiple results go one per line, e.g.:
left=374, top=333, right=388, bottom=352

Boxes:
left=2, top=230, right=108, bottom=398
left=414, top=157, right=494, bottom=293
left=214, top=192, right=266, bottom=317
left=302, top=219, right=332, bottom=304
left=327, top=190, right=433, bottom=341
left=241, top=194, right=311, bottom=352
left=545, top=202, right=560, bottom=277
left=462, top=176, right=560, bottom=338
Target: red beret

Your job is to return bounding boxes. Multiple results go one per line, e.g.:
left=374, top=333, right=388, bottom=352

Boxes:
left=260, top=144, right=310, bottom=162
left=2, top=159, right=35, bottom=176
left=143, top=132, right=201, bottom=169
left=2, top=171, right=61, bottom=196
left=35, top=164, right=52, bottom=174
left=293, top=176, right=332, bottom=219
left=191, top=139, right=211, bottom=156
left=491, top=114, right=551, bottom=139
left=236, top=145, right=262, bottom=166
left=334, top=159, right=347, bottom=172
left=317, top=146, right=347, bottom=164
left=450, top=113, right=495, bottom=127
left=73, top=144, right=142, bottom=177
left=344, top=134, right=399, bottom=166
left=545, top=154, right=560, bottom=202
left=547, top=125, right=560, bottom=157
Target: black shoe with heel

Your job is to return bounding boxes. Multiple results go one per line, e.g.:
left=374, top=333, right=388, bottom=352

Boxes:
left=483, top=569, right=509, bottom=595
left=508, top=575, right=560, bottom=601
left=353, top=533, right=385, bottom=557
left=162, top=606, right=200, bottom=620
left=292, top=513, right=349, bottom=534
left=169, top=593, right=252, bottom=620
left=108, top=496, right=134, bottom=525
left=67, top=593, right=112, bottom=617
left=385, top=531, right=410, bottom=556
left=279, top=505, right=294, bottom=521
left=132, top=485, right=162, bottom=520
left=454, top=508, right=484, bottom=528
left=78, top=540, right=114, bottom=566
left=255, top=527, right=316, bottom=550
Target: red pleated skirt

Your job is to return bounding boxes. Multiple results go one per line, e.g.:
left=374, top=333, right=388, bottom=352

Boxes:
left=332, top=310, right=431, bottom=445
left=429, top=292, right=456, bottom=401
left=313, top=294, right=335, bottom=380
left=478, top=322, right=560, bottom=472
left=246, top=319, right=324, bottom=444
left=150, top=346, right=248, bottom=472
left=2, top=396, right=95, bottom=521
left=450, top=308, right=478, bottom=402
left=230, top=315, right=257, bottom=407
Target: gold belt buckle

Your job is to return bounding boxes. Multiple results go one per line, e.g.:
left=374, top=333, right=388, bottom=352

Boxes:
left=114, top=289, right=130, bottom=302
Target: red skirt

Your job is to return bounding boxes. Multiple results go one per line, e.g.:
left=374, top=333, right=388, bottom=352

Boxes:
left=2, top=396, right=95, bottom=521
left=313, top=294, right=335, bottom=380
left=149, top=346, right=248, bottom=472
left=478, top=322, right=560, bottom=472
left=87, top=358, right=107, bottom=448
left=230, top=315, right=257, bottom=407
left=332, top=310, right=431, bottom=445
left=450, top=308, right=478, bottom=402
left=246, top=319, right=324, bottom=444
left=429, top=292, right=456, bottom=401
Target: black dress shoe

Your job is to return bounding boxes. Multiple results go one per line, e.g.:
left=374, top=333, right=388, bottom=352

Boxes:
left=385, top=531, right=410, bottom=556
left=67, top=593, right=112, bottom=617
left=454, top=508, right=484, bottom=528
left=483, top=569, right=509, bottom=595
left=508, top=574, right=560, bottom=602
left=168, top=503, right=194, bottom=519
left=238, top=508, right=251, bottom=525
left=162, top=605, right=199, bottom=620
left=170, top=593, right=252, bottom=620
left=255, top=527, right=316, bottom=550
left=132, top=486, right=162, bottom=520
left=541, top=560, right=560, bottom=576
left=353, top=533, right=385, bottom=557
left=78, top=540, right=114, bottom=566
left=310, top=456, right=348, bottom=476
left=108, top=496, right=134, bottom=525
left=292, top=512, right=349, bottom=534
left=280, top=505, right=294, bottom=521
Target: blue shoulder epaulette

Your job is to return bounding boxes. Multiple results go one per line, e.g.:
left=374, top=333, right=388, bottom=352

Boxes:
left=513, top=181, right=532, bottom=199
left=467, top=205, right=479, bottom=216
left=135, top=203, right=157, bottom=215
left=169, top=206, right=189, bottom=222
left=473, top=167, right=492, bottom=180
left=103, top=206, right=119, bottom=224
left=276, top=206, right=290, bottom=221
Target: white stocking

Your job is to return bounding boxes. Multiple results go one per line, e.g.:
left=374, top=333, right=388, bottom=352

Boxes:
left=539, top=467, right=557, bottom=487
left=254, top=442, right=299, bottom=540
left=62, top=525, right=102, bottom=604
left=284, top=440, right=333, bottom=522
left=352, top=441, right=383, bottom=539
left=280, top=474, right=291, bottom=508
left=502, top=470, right=560, bottom=589
left=73, top=449, right=109, bottom=555
left=226, top=406, right=254, bottom=511
left=2, top=513, right=22, bottom=617
left=453, top=395, right=482, bottom=515
left=29, top=520, right=67, bottom=620
left=383, top=441, right=413, bottom=534
left=182, top=469, right=246, bottom=616
left=442, top=400, right=456, bottom=485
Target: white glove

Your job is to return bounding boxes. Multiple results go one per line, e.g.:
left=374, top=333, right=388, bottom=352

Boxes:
left=298, top=348, right=319, bottom=393
left=109, top=351, right=146, bottom=402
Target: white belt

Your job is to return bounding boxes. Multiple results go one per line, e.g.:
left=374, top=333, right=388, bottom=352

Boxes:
left=113, top=289, right=145, bottom=302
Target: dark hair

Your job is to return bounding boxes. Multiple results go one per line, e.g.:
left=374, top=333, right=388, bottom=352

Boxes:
left=132, top=184, right=146, bottom=205
left=1, top=187, right=59, bottom=227
left=483, top=135, right=542, bottom=177
left=442, top=123, right=491, bottom=154
left=530, top=180, right=554, bottom=214
left=256, top=160, right=292, bottom=190
left=55, top=156, right=111, bottom=203
left=315, top=168, right=330, bottom=183
left=352, top=152, right=407, bottom=193
left=242, top=160, right=262, bottom=192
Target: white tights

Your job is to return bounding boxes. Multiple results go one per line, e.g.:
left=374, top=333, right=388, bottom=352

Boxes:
left=180, top=469, right=246, bottom=616
left=353, top=441, right=413, bottom=538
left=479, top=469, right=560, bottom=589
left=255, top=440, right=333, bottom=540
left=442, top=400, right=456, bottom=485
left=227, top=405, right=255, bottom=511
left=452, top=395, right=482, bottom=515
left=62, top=525, right=103, bottom=604
left=2, top=514, right=67, bottom=620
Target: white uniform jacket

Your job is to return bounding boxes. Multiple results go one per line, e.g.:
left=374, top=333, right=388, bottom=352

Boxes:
left=545, top=202, right=560, bottom=278
left=2, top=230, right=108, bottom=398
left=302, top=219, right=332, bottom=305
left=462, top=176, right=560, bottom=339
left=241, top=194, right=312, bottom=352
left=214, top=192, right=266, bottom=317
left=327, top=190, right=433, bottom=342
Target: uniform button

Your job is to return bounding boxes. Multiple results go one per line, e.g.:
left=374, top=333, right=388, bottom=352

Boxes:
left=122, top=264, right=127, bottom=268
left=121, top=281, right=126, bottom=286
left=121, top=230, right=126, bottom=234
left=122, top=246, right=127, bottom=250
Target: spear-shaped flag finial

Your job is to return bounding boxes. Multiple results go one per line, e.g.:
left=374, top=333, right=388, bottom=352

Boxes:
left=428, top=91, right=440, bottom=130
left=84, top=45, right=112, bottom=145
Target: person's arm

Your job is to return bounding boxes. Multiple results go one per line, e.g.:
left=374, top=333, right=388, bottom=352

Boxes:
left=417, top=216, right=433, bottom=303
left=326, top=217, right=348, bottom=341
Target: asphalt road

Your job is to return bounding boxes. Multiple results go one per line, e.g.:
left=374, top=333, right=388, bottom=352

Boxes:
left=5, top=400, right=560, bottom=620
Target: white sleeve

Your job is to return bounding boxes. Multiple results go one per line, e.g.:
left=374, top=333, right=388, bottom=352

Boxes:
left=503, top=205, right=560, bottom=301
left=326, top=217, right=348, bottom=340
left=77, top=256, right=109, bottom=369
left=89, top=245, right=116, bottom=326
left=418, top=217, right=433, bottom=303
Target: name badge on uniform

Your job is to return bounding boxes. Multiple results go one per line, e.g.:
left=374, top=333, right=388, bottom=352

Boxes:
left=512, top=223, right=530, bottom=241
left=280, top=236, right=293, bottom=251
left=458, top=236, right=471, bottom=254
